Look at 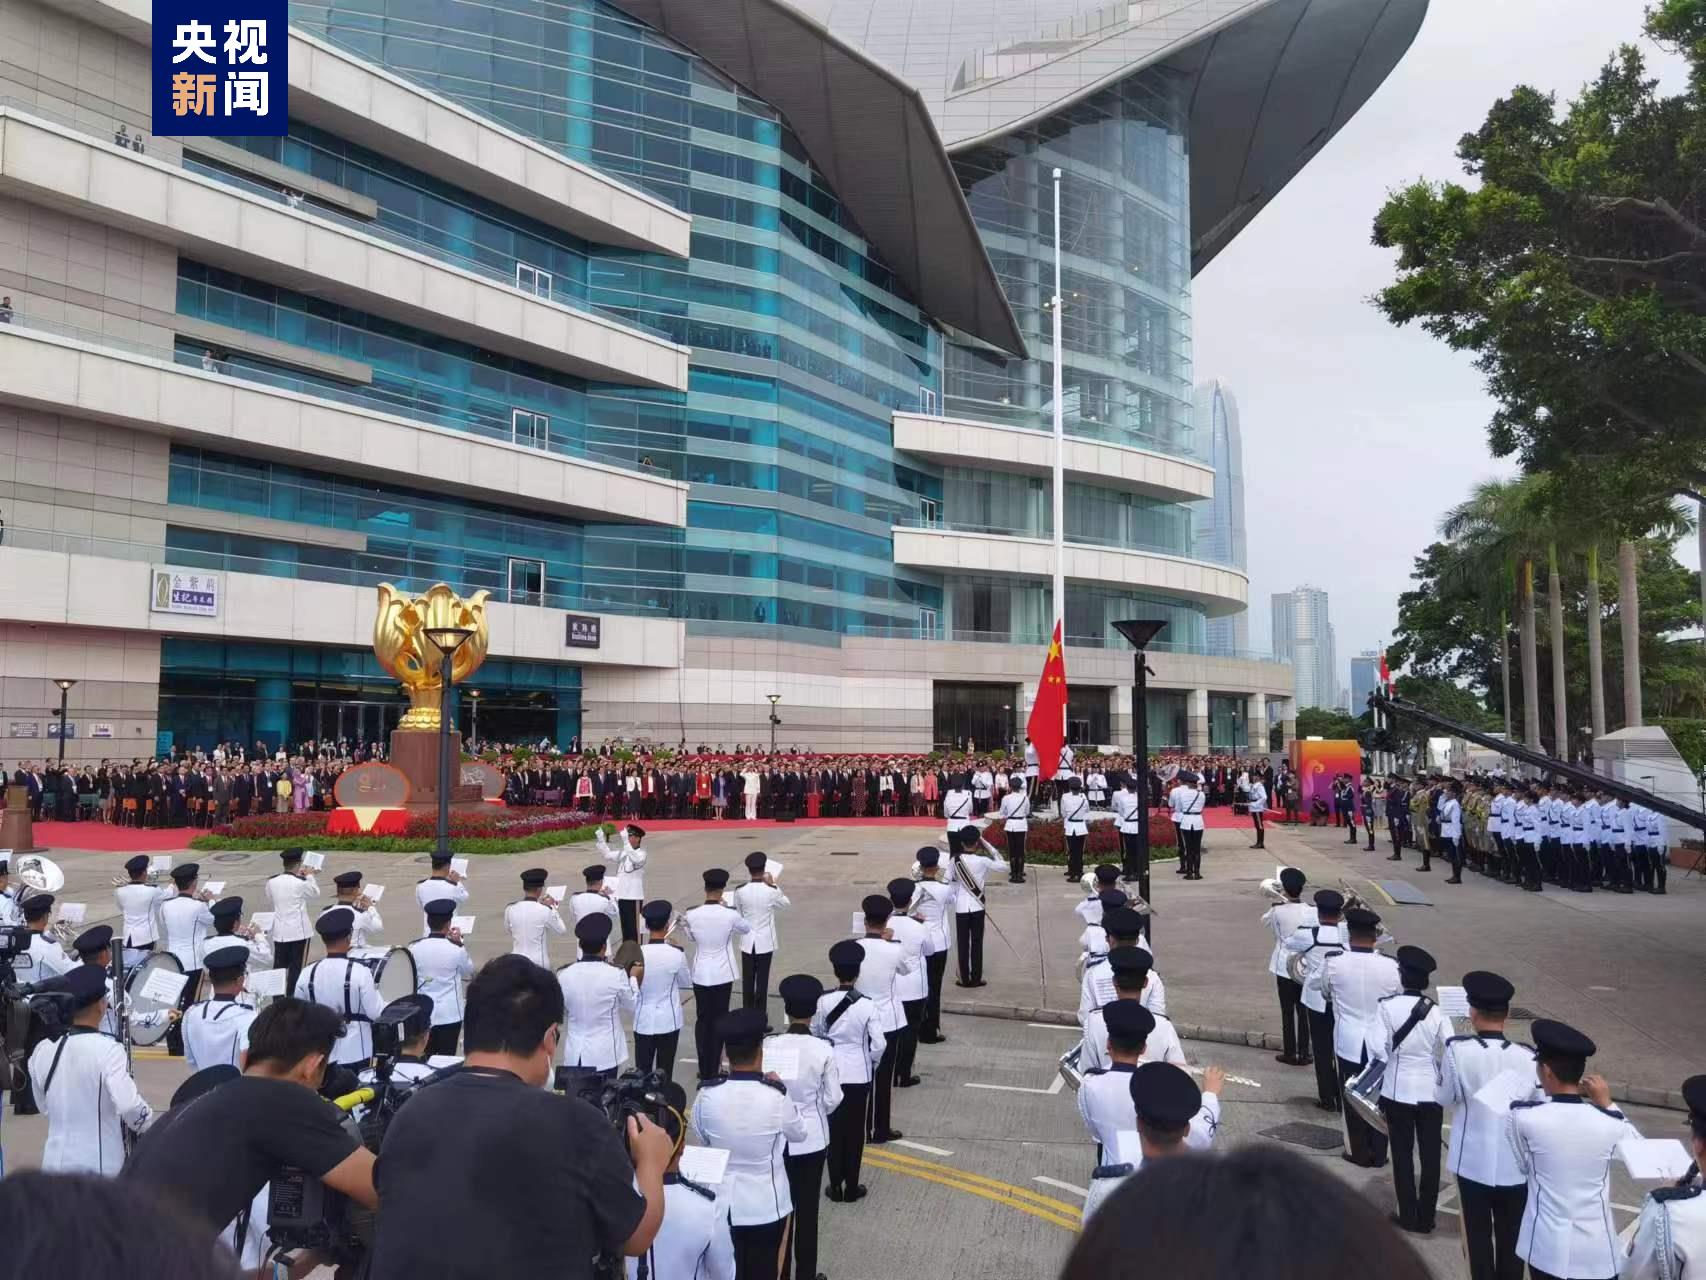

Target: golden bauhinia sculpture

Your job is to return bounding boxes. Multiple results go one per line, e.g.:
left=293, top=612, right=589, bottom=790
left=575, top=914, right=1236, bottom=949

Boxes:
left=373, top=583, right=491, bottom=731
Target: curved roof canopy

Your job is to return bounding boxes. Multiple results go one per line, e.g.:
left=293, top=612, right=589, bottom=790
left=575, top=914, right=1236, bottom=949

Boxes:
left=609, top=0, right=1427, bottom=350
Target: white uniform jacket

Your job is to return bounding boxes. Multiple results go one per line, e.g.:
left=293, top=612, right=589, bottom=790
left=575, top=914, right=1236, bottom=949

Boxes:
left=1262, top=901, right=1317, bottom=979
left=690, top=1075, right=808, bottom=1226
left=682, top=903, right=751, bottom=986
left=266, top=871, right=321, bottom=944
left=408, top=935, right=475, bottom=1026
left=1376, top=991, right=1451, bottom=1105
left=1435, top=1032, right=1541, bottom=1185
left=730, top=882, right=790, bottom=955
left=1323, top=948, right=1401, bottom=1063
left=294, top=955, right=384, bottom=1063
left=504, top=898, right=567, bottom=967
left=634, top=941, right=692, bottom=1035
left=1509, top=1094, right=1640, bottom=1279
left=183, top=995, right=258, bottom=1072
left=767, top=1028, right=842, bottom=1155
left=810, top=988, right=885, bottom=1084
left=27, top=1027, right=152, bottom=1175
left=557, top=956, right=637, bottom=1071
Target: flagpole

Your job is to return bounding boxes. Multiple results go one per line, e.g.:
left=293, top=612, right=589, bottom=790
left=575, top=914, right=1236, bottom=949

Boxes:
left=1051, top=166, right=1065, bottom=675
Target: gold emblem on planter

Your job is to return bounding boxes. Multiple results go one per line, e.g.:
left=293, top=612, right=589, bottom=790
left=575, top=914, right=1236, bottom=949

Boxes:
left=372, top=583, right=490, bottom=731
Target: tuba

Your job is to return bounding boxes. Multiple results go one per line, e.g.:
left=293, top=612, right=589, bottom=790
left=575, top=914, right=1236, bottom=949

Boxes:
left=14, top=855, right=76, bottom=949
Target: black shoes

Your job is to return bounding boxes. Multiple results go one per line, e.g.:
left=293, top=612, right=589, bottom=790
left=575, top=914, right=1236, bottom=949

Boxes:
left=895, top=1076, right=922, bottom=1088
left=918, top=1033, right=947, bottom=1044
left=954, top=979, right=986, bottom=988
left=1445, top=876, right=1462, bottom=884
left=827, top=1184, right=868, bottom=1203
left=869, top=1130, right=903, bottom=1143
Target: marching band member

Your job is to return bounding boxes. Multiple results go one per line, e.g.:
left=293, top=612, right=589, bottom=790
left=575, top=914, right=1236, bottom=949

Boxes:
left=682, top=869, right=752, bottom=1081
left=950, top=823, right=1006, bottom=988
left=633, top=900, right=691, bottom=1082
left=1436, top=970, right=1541, bottom=1280
left=1286, top=889, right=1348, bottom=1112
left=855, top=893, right=915, bottom=1144
left=732, top=851, right=789, bottom=1014
left=13, top=892, right=72, bottom=984
left=268, top=847, right=321, bottom=993
left=158, top=862, right=215, bottom=1058
left=0, top=857, right=18, bottom=927
left=1262, top=867, right=1315, bottom=1067
left=293, top=907, right=383, bottom=1067
left=182, top=945, right=259, bottom=1072
left=409, top=898, right=474, bottom=1057
left=569, top=863, right=621, bottom=954
left=1621, top=1074, right=1705, bottom=1280
left=883, top=878, right=929, bottom=1089
left=557, top=914, right=637, bottom=1082
left=1083, top=1060, right=1221, bottom=1223
left=113, top=854, right=170, bottom=966
left=208, top=896, right=272, bottom=972
left=1079, top=908, right=1159, bottom=1022
left=772, top=973, right=842, bottom=1280
left=1079, top=947, right=1185, bottom=1073
left=504, top=868, right=566, bottom=967
left=27, top=964, right=153, bottom=1174
left=1376, top=946, right=1451, bottom=1234
left=595, top=822, right=650, bottom=942
left=908, top=849, right=955, bottom=1044
left=359, top=995, right=440, bottom=1089
left=413, top=850, right=467, bottom=934
left=1324, top=907, right=1400, bottom=1167
left=1075, top=865, right=1123, bottom=928
left=814, top=940, right=886, bottom=1203
left=323, top=871, right=383, bottom=948
left=636, top=1080, right=736, bottom=1280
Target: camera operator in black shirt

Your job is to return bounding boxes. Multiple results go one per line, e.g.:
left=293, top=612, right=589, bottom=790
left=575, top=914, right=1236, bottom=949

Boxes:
left=368, top=954, right=671, bottom=1280
left=123, top=998, right=378, bottom=1246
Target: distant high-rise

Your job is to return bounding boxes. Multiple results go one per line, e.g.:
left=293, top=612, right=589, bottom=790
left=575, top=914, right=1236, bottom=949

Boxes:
left=1350, top=651, right=1381, bottom=715
left=1195, top=381, right=1249, bottom=656
left=1272, top=586, right=1337, bottom=709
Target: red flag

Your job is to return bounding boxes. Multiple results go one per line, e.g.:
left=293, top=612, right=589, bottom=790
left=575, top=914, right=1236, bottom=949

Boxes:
left=1028, top=621, right=1069, bottom=781
left=1378, top=650, right=1391, bottom=691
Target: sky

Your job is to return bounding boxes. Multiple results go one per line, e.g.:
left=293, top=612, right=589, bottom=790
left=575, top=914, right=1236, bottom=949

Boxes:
left=1193, top=0, right=1688, bottom=694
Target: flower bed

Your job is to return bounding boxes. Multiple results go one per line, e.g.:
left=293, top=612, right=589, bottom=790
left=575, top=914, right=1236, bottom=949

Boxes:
left=1015, top=814, right=1177, bottom=864
left=189, top=808, right=601, bottom=854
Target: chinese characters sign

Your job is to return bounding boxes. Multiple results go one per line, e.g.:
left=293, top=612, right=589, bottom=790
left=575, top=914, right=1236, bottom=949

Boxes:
left=565, top=614, right=602, bottom=649
left=153, top=3, right=287, bottom=136
left=151, top=568, right=221, bottom=617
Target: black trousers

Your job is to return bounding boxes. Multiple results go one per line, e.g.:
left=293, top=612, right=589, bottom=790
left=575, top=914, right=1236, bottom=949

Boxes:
left=1005, top=829, right=1027, bottom=881
left=633, top=1029, right=679, bottom=1082
left=274, top=938, right=309, bottom=996
left=1442, top=836, right=1463, bottom=879
left=955, top=912, right=986, bottom=983
left=427, top=1022, right=461, bottom=1057
left=867, top=1028, right=900, bottom=1138
left=694, top=982, right=733, bottom=1078
left=1381, top=1098, right=1443, bottom=1229
left=1275, top=976, right=1309, bottom=1060
left=741, top=950, right=774, bottom=1012
left=895, top=998, right=923, bottom=1080
left=1389, top=821, right=1405, bottom=856
left=826, top=1083, right=870, bottom=1191
left=920, top=951, right=947, bottom=1037
left=730, top=1216, right=789, bottom=1280
left=1119, top=830, right=1144, bottom=880
left=1457, top=1176, right=1527, bottom=1280
left=1065, top=833, right=1087, bottom=880
left=618, top=898, right=639, bottom=944
left=165, top=968, right=203, bottom=1057
left=1249, top=811, right=1265, bottom=848
left=1181, top=826, right=1205, bottom=875
left=1307, top=1007, right=1339, bottom=1106
left=1338, top=1055, right=1388, bottom=1166
left=783, top=1150, right=826, bottom=1280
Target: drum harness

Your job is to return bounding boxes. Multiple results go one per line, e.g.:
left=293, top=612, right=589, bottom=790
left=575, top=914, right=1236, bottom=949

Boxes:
left=307, top=958, right=370, bottom=1024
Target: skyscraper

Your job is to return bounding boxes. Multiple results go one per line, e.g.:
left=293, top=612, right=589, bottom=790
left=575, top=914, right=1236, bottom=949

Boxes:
left=1195, top=381, right=1248, bottom=657
left=1272, top=587, right=1338, bottom=710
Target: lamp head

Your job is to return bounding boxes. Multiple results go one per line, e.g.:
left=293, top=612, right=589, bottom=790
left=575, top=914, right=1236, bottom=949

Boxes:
left=422, top=625, right=475, bottom=656
left=766, top=694, right=781, bottom=706
left=53, top=678, right=78, bottom=692
left=1111, top=619, right=1166, bottom=650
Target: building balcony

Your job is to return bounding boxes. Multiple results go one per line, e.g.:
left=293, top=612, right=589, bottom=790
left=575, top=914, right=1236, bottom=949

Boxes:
left=0, top=106, right=689, bottom=391
left=24, top=3, right=691, bottom=258
left=0, top=526, right=684, bottom=669
left=892, top=411, right=1214, bottom=505
left=0, top=316, right=688, bottom=527
left=890, top=525, right=1248, bottom=616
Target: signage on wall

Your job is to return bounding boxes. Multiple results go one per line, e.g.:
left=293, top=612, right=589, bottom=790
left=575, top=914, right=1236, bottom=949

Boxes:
left=91, top=723, right=115, bottom=739
left=151, top=568, right=220, bottom=617
left=565, top=614, right=602, bottom=649
left=46, top=721, right=76, bottom=739
left=152, top=1, right=287, bottom=137
left=8, top=722, right=39, bottom=738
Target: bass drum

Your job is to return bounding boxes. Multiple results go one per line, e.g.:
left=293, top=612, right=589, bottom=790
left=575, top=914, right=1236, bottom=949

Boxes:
left=124, top=951, right=185, bottom=1047
left=351, top=946, right=418, bottom=1006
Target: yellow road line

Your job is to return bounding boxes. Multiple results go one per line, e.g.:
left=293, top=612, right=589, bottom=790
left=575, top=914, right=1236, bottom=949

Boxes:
left=861, top=1150, right=1082, bottom=1231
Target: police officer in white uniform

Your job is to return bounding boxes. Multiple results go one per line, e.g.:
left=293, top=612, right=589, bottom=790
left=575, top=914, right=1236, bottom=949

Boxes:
left=207, top=896, right=273, bottom=973
left=0, top=857, right=19, bottom=927
left=1621, top=1074, right=1706, bottom=1280
left=908, top=848, right=955, bottom=1044
left=113, top=854, right=171, bottom=966
left=997, top=776, right=1032, bottom=884
left=1061, top=778, right=1092, bottom=881
left=634, top=899, right=691, bottom=1082
left=632, top=1079, right=735, bottom=1280
left=12, top=892, right=72, bottom=986
left=855, top=892, right=914, bottom=1144
left=1436, top=970, right=1541, bottom=1280
left=1377, top=945, right=1452, bottom=1234
left=322, top=871, right=383, bottom=948
left=731, top=850, right=789, bottom=1015
left=413, top=851, right=468, bottom=934
left=182, top=944, right=258, bottom=1072
left=595, top=822, right=650, bottom=942
left=158, top=862, right=216, bottom=1057
left=557, top=913, right=637, bottom=1081
left=26, top=964, right=153, bottom=1174
left=504, top=867, right=566, bottom=967
left=294, top=907, right=383, bottom=1067
left=882, top=877, right=929, bottom=1090
left=814, top=940, right=886, bottom=1202
left=682, top=868, right=752, bottom=1081
left=1112, top=778, right=1145, bottom=882
left=949, top=823, right=1006, bottom=987
left=266, top=847, right=321, bottom=994
left=569, top=863, right=621, bottom=954
left=1324, top=906, right=1401, bottom=1166
left=690, top=1007, right=807, bottom=1280
left=1078, top=908, right=1161, bottom=1023
left=1263, top=867, right=1316, bottom=1066
left=1082, top=1059, right=1221, bottom=1223
left=1170, top=771, right=1208, bottom=877
left=941, top=777, right=975, bottom=843
left=410, top=897, right=474, bottom=1057
left=1079, top=947, right=1185, bottom=1073
left=1510, top=1019, right=1641, bottom=1280
left=772, top=973, right=841, bottom=1280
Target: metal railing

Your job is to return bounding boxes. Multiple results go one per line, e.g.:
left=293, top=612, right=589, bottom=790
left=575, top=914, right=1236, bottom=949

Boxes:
left=0, top=309, right=675, bottom=480
left=892, top=514, right=1211, bottom=563
left=936, top=394, right=1199, bottom=461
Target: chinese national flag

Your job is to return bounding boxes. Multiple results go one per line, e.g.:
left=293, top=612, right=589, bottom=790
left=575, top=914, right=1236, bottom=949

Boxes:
left=1378, top=650, right=1391, bottom=691
left=1028, top=621, right=1069, bottom=781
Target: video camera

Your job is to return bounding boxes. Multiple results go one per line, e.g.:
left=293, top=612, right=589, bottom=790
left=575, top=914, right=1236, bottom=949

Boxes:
left=0, top=930, right=78, bottom=1091
left=555, top=1066, right=675, bottom=1142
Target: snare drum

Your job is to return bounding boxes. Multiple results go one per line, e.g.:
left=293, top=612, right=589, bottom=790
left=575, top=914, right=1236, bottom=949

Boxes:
left=351, top=946, right=418, bottom=1004
left=124, top=951, right=185, bottom=1047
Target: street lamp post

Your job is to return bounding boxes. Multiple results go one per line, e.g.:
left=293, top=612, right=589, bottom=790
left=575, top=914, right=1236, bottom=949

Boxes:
left=1111, top=620, right=1166, bottom=941
left=422, top=626, right=475, bottom=861
left=766, top=693, right=781, bottom=755
left=468, top=689, right=482, bottom=749
left=52, top=678, right=77, bottom=766
left=1001, top=703, right=1012, bottom=753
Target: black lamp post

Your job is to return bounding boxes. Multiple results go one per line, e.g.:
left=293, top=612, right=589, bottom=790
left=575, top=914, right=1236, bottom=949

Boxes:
left=1111, top=619, right=1166, bottom=939
left=468, top=689, right=482, bottom=749
left=52, top=678, right=77, bottom=766
left=766, top=693, right=781, bottom=754
left=422, top=626, right=474, bottom=860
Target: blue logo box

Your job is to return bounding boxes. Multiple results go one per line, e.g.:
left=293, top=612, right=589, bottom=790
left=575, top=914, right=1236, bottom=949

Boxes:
left=152, top=1, right=288, bottom=136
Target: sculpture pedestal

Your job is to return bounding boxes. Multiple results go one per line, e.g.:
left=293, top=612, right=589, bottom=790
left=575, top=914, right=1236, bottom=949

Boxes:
left=389, top=729, right=483, bottom=810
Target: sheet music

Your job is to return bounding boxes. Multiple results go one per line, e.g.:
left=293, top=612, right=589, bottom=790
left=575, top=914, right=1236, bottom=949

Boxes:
left=450, top=858, right=470, bottom=878
left=452, top=915, right=475, bottom=937
left=765, top=859, right=784, bottom=880
left=150, top=855, right=173, bottom=872
left=677, top=1145, right=730, bottom=1185
left=1618, top=1138, right=1693, bottom=1180
left=365, top=884, right=385, bottom=902
left=545, top=885, right=567, bottom=903
left=58, top=902, right=87, bottom=925
left=202, top=881, right=226, bottom=898
left=762, top=1037, right=801, bottom=1080
left=138, top=968, right=189, bottom=1005
left=302, top=852, right=325, bottom=871
left=247, top=968, right=288, bottom=998
left=1434, top=985, right=1472, bottom=1018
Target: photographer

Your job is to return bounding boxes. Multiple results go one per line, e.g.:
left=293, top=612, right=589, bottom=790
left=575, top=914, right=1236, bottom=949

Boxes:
left=368, top=954, right=671, bottom=1279
left=122, top=998, right=378, bottom=1244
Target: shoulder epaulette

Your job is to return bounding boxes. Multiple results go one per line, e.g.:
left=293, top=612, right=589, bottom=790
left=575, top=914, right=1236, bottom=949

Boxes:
left=1085, top=956, right=1107, bottom=969
left=759, top=1077, right=788, bottom=1094
left=1378, top=992, right=1406, bottom=1002
left=1510, top=1099, right=1544, bottom=1110
left=700, top=1076, right=727, bottom=1088
left=677, top=1175, right=717, bottom=1201
left=1084, top=1067, right=1109, bottom=1076
left=1652, top=1184, right=1704, bottom=1204
left=1091, top=1163, right=1135, bottom=1179
left=1444, top=1034, right=1479, bottom=1045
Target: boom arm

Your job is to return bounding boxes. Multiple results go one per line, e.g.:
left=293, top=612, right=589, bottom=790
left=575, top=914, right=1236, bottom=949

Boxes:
left=1370, top=692, right=1706, bottom=834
